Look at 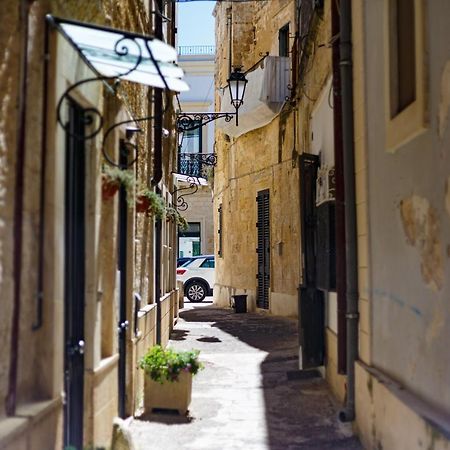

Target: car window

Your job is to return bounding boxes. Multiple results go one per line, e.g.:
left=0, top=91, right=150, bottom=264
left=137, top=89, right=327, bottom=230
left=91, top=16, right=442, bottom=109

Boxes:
left=200, top=258, right=215, bottom=268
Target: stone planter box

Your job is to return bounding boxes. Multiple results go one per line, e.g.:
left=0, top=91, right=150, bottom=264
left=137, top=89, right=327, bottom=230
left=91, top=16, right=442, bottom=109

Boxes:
left=144, top=371, right=192, bottom=415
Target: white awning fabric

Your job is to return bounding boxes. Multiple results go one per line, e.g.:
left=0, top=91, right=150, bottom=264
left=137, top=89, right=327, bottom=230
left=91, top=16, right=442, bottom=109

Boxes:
left=217, top=56, right=289, bottom=138
left=48, top=15, right=189, bottom=92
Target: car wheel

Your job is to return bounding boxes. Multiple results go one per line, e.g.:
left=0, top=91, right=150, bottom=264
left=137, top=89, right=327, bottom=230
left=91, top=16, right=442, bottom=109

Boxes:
left=186, top=281, right=207, bottom=302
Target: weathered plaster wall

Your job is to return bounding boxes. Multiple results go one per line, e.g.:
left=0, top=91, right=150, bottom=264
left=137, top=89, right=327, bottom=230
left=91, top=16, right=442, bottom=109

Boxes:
left=0, top=0, right=21, bottom=423
left=363, top=0, right=450, bottom=415
left=0, top=0, right=179, bottom=449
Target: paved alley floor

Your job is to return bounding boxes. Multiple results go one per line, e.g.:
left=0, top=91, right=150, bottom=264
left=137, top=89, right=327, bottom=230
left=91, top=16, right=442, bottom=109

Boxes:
left=129, top=301, right=362, bottom=450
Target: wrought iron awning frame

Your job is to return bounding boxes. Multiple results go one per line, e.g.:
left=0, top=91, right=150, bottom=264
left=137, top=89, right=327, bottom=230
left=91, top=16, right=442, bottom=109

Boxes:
left=47, top=15, right=176, bottom=168
left=170, top=175, right=205, bottom=211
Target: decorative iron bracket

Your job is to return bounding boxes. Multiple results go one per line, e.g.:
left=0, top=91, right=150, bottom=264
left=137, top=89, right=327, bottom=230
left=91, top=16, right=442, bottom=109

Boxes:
left=176, top=112, right=235, bottom=132
left=170, top=176, right=203, bottom=211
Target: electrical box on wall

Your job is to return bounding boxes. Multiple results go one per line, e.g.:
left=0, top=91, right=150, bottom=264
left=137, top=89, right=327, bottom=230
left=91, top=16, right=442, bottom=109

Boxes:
left=315, top=201, right=336, bottom=291
left=316, top=165, right=336, bottom=206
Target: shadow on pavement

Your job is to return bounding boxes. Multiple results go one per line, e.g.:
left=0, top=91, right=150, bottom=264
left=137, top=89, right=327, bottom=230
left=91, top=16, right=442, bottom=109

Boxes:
left=179, top=305, right=361, bottom=450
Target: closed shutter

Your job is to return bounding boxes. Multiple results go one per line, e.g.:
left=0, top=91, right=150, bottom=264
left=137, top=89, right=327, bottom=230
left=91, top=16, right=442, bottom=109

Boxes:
left=256, top=190, right=270, bottom=309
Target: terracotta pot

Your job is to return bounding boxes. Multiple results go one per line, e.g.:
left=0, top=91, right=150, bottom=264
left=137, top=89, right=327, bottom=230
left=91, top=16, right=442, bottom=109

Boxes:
left=102, top=178, right=119, bottom=200
left=136, top=195, right=150, bottom=213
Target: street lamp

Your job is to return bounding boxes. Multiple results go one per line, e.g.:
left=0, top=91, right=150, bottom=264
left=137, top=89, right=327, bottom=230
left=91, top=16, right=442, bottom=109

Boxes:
left=176, top=67, right=248, bottom=132
left=227, top=66, right=248, bottom=125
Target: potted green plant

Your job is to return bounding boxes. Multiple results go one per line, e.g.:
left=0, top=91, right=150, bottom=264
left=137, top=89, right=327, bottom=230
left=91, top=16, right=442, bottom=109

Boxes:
left=139, top=345, right=203, bottom=415
left=136, top=188, right=165, bottom=217
left=165, top=206, right=189, bottom=231
left=101, top=165, right=135, bottom=206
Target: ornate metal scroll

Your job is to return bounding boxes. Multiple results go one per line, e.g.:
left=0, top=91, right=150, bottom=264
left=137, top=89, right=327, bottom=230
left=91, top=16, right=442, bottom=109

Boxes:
left=176, top=112, right=235, bottom=132
left=171, top=176, right=202, bottom=211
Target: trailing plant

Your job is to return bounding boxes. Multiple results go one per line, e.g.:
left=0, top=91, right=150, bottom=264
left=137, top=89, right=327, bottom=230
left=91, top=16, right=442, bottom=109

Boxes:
left=102, top=165, right=135, bottom=207
left=205, top=166, right=214, bottom=190
left=177, top=214, right=189, bottom=231
left=165, top=206, right=189, bottom=231
left=136, top=188, right=165, bottom=218
left=139, top=345, right=203, bottom=383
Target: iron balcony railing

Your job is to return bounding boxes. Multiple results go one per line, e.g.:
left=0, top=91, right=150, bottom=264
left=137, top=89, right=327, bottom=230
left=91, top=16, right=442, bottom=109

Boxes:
left=177, top=152, right=216, bottom=178
left=178, top=45, right=216, bottom=56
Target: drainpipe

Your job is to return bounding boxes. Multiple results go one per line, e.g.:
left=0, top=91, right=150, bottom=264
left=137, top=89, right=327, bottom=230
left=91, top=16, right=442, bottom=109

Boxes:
left=332, top=0, right=347, bottom=375
left=152, top=0, right=164, bottom=344
left=151, top=0, right=163, bottom=187
left=338, top=0, right=359, bottom=423
left=6, top=0, right=32, bottom=416
left=33, top=13, right=50, bottom=331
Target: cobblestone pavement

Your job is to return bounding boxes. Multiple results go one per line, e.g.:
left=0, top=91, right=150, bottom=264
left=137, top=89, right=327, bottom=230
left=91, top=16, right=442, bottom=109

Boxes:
left=129, top=301, right=362, bottom=450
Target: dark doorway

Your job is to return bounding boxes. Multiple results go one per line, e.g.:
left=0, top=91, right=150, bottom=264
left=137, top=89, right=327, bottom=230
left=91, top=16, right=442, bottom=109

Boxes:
left=299, top=154, right=325, bottom=369
left=117, top=140, right=129, bottom=418
left=64, top=99, right=86, bottom=450
left=256, top=189, right=270, bottom=309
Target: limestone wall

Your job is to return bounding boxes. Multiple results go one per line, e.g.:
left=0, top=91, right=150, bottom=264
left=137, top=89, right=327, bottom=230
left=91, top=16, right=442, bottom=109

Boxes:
left=213, top=0, right=300, bottom=317
left=0, top=0, right=179, bottom=449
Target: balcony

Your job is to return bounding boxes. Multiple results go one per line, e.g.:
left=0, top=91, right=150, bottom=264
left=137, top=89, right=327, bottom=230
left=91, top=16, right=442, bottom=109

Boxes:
left=178, top=45, right=215, bottom=56
left=177, top=153, right=216, bottom=179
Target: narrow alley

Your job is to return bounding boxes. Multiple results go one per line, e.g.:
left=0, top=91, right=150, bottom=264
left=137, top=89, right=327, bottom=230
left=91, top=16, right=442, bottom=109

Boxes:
left=129, top=302, right=361, bottom=450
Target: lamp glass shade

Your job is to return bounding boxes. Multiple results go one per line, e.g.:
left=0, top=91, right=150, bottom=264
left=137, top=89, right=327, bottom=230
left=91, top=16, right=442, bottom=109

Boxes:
left=227, top=69, right=248, bottom=110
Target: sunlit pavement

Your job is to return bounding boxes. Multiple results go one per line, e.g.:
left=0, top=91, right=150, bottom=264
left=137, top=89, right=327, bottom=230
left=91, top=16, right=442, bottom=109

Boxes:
left=129, top=301, right=362, bottom=450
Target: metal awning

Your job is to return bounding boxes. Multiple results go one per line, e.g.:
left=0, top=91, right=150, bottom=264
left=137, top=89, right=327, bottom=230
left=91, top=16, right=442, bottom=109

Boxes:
left=47, top=15, right=189, bottom=92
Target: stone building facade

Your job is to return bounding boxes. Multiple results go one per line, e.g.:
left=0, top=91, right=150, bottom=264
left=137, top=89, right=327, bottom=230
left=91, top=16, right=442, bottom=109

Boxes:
left=177, top=48, right=215, bottom=257
left=213, top=0, right=450, bottom=449
left=0, top=1, right=181, bottom=449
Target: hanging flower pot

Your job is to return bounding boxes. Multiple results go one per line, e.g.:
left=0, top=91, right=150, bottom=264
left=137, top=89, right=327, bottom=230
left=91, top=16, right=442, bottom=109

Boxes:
left=136, top=195, right=151, bottom=213
left=101, top=176, right=120, bottom=200
left=136, top=189, right=165, bottom=218
left=101, top=166, right=136, bottom=206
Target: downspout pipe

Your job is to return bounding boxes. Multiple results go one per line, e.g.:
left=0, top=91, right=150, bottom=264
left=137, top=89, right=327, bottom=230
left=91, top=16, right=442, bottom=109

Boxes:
left=6, top=0, right=32, bottom=416
left=332, top=0, right=347, bottom=375
left=152, top=0, right=164, bottom=344
left=338, top=0, right=359, bottom=423
left=151, top=0, right=163, bottom=187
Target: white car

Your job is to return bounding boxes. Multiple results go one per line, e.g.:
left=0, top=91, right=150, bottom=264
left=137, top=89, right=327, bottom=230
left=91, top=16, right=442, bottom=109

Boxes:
left=176, top=255, right=215, bottom=302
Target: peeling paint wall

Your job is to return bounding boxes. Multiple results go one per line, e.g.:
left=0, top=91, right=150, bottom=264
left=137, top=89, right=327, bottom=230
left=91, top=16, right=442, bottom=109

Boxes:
left=362, top=0, right=450, bottom=420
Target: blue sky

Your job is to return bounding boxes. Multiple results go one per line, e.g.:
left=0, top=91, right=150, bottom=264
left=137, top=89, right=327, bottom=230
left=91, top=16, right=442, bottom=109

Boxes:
left=177, top=1, right=216, bottom=47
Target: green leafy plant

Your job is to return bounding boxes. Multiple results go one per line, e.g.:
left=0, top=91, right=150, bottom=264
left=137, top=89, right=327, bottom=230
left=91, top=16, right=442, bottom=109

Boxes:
left=139, top=345, right=203, bottom=383
left=205, top=166, right=214, bottom=190
left=102, top=165, right=135, bottom=207
left=165, top=206, right=189, bottom=231
left=136, top=188, right=165, bottom=218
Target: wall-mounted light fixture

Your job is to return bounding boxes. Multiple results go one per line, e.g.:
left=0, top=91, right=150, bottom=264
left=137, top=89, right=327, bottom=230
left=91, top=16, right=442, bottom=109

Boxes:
left=176, top=66, right=248, bottom=132
left=227, top=66, right=248, bottom=126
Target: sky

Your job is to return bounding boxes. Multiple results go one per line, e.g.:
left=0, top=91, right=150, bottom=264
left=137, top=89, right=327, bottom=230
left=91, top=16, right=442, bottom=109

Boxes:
left=177, top=1, right=216, bottom=47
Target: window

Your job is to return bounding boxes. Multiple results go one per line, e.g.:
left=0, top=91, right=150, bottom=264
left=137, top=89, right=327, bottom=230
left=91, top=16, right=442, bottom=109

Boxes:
left=389, top=0, right=415, bottom=116
left=279, top=24, right=290, bottom=57
left=200, top=258, right=215, bottom=269
left=179, top=222, right=201, bottom=257
left=385, top=0, right=426, bottom=151
left=180, top=121, right=202, bottom=154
